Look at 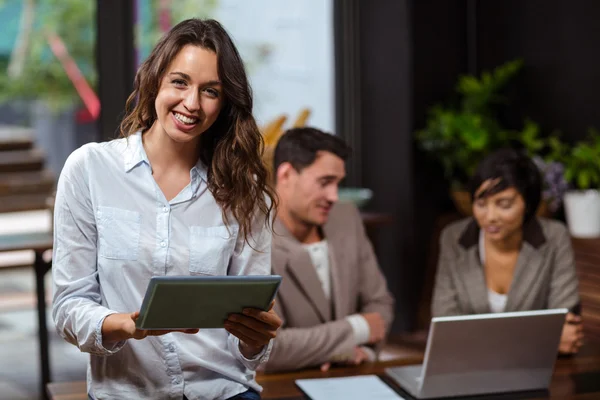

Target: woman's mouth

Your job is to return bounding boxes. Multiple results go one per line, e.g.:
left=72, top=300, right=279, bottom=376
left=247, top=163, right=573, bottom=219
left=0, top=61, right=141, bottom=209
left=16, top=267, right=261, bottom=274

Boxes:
left=485, top=226, right=501, bottom=234
left=172, top=111, right=200, bottom=131
left=173, top=111, right=199, bottom=124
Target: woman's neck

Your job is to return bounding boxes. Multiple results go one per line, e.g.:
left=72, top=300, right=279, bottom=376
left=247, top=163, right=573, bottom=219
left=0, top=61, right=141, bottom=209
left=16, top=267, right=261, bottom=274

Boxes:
left=485, top=229, right=523, bottom=253
left=142, top=125, right=200, bottom=172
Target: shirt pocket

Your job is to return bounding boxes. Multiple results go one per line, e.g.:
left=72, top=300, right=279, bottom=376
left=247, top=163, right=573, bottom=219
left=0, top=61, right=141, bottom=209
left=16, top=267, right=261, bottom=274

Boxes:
left=96, top=206, right=141, bottom=260
left=189, top=225, right=237, bottom=275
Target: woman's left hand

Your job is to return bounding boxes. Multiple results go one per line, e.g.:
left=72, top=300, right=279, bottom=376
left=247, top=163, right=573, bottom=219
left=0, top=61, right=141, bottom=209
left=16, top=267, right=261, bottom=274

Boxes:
left=559, top=312, right=584, bottom=355
left=225, top=300, right=282, bottom=359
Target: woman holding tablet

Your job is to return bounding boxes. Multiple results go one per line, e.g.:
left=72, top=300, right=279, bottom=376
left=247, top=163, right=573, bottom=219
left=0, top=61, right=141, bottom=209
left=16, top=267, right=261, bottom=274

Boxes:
left=432, top=148, right=583, bottom=355
left=52, top=19, right=281, bottom=400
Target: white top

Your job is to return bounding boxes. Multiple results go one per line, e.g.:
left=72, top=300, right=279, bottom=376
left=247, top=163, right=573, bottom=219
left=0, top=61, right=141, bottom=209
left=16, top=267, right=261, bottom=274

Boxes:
left=51, top=132, right=272, bottom=400
left=479, top=230, right=508, bottom=313
left=303, top=240, right=331, bottom=299
left=302, top=240, right=371, bottom=346
left=488, top=288, right=508, bottom=313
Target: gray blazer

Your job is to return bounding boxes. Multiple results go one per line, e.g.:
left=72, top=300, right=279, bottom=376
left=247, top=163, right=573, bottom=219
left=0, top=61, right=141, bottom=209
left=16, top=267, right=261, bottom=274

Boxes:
left=432, top=217, right=580, bottom=317
left=265, top=202, right=395, bottom=372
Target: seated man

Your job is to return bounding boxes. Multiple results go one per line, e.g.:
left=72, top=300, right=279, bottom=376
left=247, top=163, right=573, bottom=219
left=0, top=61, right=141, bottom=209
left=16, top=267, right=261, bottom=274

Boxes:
left=264, top=127, right=395, bottom=372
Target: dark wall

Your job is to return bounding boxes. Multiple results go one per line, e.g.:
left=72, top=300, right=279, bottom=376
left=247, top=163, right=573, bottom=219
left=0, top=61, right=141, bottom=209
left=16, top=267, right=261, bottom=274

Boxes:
left=96, top=0, right=135, bottom=140
left=354, top=0, right=600, bottom=332
left=357, top=0, right=414, bottom=332
left=348, top=0, right=469, bottom=332
left=411, top=0, right=469, bottom=329
left=412, top=0, right=468, bottom=128
left=477, top=0, right=600, bottom=141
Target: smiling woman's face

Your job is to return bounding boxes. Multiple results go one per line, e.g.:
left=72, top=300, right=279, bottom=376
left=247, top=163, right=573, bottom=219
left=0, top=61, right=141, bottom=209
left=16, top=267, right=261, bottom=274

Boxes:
left=472, top=181, right=526, bottom=242
left=152, top=44, right=224, bottom=144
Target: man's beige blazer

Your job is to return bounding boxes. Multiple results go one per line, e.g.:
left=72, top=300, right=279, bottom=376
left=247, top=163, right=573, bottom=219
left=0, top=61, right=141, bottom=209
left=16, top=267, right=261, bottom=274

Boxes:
left=265, top=202, right=394, bottom=372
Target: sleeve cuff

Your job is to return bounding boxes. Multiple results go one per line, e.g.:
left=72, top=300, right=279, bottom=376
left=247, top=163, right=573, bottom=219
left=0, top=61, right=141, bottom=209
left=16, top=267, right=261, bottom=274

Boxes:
left=360, top=345, right=377, bottom=362
left=345, top=314, right=371, bottom=346
left=229, top=335, right=273, bottom=370
left=93, top=311, right=126, bottom=356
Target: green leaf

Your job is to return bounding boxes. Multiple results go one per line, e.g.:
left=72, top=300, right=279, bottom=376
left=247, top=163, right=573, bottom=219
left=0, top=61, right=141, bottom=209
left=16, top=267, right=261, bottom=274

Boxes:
left=414, top=58, right=529, bottom=187
left=578, top=171, right=591, bottom=190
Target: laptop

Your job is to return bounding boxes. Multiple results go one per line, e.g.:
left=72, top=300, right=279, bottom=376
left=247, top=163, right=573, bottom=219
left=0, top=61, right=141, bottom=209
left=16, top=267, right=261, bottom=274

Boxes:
left=385, top=309, right=567, bottom=399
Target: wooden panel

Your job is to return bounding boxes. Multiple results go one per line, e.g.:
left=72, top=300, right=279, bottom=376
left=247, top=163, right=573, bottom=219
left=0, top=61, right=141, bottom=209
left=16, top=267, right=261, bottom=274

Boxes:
left=47, top=381, right=87, bottom=400
left=0, top=125, right=34, bottom=151
left=0, top=170, right=55, bottom=195
left=0, top=149, right=44, bottom=173
left=573, top=238, right=600, bottom=342
left=0, top=138, right=32, bottom=151
left=0, top=193, right=52, bottom=213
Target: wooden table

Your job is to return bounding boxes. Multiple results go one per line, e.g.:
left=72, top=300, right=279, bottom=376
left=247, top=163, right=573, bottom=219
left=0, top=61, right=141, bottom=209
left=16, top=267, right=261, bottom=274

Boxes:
left=0, top=232, right=53, bottom=400
left=257, top=341, right=600, bottom=399
left=47, top=341, right=600, bottom=400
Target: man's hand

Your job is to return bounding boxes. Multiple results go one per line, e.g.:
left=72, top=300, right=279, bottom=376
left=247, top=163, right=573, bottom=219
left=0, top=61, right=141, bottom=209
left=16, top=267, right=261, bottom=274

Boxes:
left=225, top=301, right=282, bottom=359
left=361, top=312, right=386, bottom=344
left=559, top=313, right=584, bottom=355
left=102, top=311, right=199, bottom=344
left=320, top=346, right=370, bottom=371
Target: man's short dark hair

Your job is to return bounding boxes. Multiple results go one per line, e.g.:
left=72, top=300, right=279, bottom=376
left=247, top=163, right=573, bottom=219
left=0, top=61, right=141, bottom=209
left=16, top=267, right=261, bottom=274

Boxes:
left=273, top=127, right=351, bottom=175
left=470, top=148, right=542, bottom=223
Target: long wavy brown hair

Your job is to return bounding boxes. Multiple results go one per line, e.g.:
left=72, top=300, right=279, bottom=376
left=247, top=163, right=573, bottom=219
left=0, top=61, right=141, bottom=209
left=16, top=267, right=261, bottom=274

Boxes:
left=119, top=19, right=276, bottom=246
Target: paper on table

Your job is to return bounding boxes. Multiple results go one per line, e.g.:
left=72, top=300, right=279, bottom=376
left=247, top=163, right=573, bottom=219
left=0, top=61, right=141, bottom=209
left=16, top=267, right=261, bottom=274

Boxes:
left=295, top=375, right=405, bottom=400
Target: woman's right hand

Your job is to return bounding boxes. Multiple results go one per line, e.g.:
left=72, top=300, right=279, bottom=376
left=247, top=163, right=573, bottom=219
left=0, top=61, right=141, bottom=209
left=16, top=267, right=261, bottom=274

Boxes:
left=101, top=311, right=199, bottom=344
left=559, top=313, right=584, bottom=355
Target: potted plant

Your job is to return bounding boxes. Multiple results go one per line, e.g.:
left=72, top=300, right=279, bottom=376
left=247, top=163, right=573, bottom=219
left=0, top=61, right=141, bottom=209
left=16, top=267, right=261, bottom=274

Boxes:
left=415, top=60, right=524, bottom=214
left=553, top=130, right=600, bottom=237
left=520, top=123, right=570, bottom=217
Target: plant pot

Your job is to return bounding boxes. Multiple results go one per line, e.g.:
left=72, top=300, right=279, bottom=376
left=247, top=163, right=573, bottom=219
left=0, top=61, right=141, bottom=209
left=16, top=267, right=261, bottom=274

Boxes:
left=563, top=190, right=600, bottom=238
left=451, top=189, right=554, bottom=218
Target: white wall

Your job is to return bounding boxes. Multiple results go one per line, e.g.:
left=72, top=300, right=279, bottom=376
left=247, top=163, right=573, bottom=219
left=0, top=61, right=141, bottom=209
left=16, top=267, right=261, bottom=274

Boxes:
left=214, top=0, right=335, bottom=133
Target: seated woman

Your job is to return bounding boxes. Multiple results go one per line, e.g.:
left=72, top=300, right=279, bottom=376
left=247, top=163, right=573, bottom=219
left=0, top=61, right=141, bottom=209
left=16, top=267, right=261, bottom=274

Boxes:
left=431, top=148, right=583, bottom=354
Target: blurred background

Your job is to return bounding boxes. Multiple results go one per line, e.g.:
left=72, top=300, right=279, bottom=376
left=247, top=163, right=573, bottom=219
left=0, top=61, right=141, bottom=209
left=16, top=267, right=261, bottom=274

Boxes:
left=1, top=0, right=600, bottom=399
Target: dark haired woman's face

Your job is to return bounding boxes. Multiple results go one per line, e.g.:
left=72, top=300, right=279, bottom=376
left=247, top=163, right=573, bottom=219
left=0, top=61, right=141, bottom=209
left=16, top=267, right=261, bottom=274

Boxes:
left=153, top=44, right=223, bottom=143
left=473, top=182, right=526, bottom=242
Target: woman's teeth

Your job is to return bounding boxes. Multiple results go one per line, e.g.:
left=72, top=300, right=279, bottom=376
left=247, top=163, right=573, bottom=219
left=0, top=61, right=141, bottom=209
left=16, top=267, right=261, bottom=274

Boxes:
left=174, top=112, right=198, bottom=125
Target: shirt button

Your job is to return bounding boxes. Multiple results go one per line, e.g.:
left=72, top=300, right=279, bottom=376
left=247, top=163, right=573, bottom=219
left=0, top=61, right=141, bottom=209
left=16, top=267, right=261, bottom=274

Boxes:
left=163, top=206, right=169, bottom=212
left=160, top=241, right=166, bottom=247
left=168, top=344, right=175, bottom=352
left=174, top=377, right=181, bottom=384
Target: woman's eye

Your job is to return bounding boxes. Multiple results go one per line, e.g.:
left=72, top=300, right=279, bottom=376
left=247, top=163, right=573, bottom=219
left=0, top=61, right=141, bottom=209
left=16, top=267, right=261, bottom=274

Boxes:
left=499, top=202, right=512, bottom=209
left=172, top=79, right=186, bottom=87
left=205, top=88, right=220, bottom=98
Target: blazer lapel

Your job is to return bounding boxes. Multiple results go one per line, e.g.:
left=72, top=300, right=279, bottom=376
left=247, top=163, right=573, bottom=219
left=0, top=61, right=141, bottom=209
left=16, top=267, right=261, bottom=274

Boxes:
left=457, top=246, right=491, bottom=314
left=274, top=219, right=332, bottom=322
left=505, top=242, right=543, bottom=312
left=455, top=217, right=548, bottom=314
left=323, top=222, right=346, bottom=320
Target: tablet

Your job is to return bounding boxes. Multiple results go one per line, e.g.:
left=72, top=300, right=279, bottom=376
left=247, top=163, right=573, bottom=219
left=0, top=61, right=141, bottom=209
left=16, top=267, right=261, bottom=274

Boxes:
left=135, top=275, right=282, bottom=330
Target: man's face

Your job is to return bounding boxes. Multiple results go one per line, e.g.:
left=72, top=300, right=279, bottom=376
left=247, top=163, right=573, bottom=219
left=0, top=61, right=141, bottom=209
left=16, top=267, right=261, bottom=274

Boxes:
left=278, top=151, right=346, bottom=227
